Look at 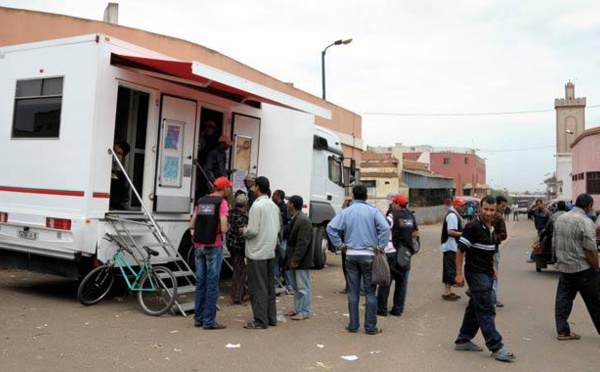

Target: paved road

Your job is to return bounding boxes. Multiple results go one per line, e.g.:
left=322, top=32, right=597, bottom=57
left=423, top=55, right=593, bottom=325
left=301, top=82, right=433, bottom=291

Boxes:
left=2, top=217, right=600, bottom=371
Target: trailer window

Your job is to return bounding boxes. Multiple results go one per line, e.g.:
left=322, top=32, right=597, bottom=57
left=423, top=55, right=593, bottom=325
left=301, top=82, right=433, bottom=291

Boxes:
left=328, top=156, right=343, bottom=185
left=12, top=77, right=63, bottom=138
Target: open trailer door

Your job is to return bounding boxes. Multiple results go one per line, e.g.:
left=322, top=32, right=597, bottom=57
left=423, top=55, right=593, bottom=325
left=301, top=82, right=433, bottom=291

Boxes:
left=154, top=95, right=197, bottom=213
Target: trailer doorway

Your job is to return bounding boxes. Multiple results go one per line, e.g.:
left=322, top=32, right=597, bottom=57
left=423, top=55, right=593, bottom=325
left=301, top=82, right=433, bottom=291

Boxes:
left=110, top=86, right=150, bottom=211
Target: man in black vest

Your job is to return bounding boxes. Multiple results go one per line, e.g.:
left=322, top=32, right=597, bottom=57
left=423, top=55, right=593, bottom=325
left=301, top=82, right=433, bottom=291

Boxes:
left=189, top=176, right=232, bottom=330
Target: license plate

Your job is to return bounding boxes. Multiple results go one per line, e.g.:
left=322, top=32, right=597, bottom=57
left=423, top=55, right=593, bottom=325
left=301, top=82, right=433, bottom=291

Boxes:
left=18, top=231, right=38, bottom=240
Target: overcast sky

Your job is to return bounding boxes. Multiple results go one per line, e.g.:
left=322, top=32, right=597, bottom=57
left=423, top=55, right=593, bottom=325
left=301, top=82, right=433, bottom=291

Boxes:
left=3, top=0, right=600, bottom=192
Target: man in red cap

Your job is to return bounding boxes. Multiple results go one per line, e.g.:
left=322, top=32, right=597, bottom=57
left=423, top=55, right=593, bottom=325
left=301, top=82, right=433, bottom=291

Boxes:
left=189, top=176, right=232, bottom=330
left=204, top=134, right=234, bottom=183
left=440, top=197, right=466, bottom=301
left=377, top=194, right=418, bottom=317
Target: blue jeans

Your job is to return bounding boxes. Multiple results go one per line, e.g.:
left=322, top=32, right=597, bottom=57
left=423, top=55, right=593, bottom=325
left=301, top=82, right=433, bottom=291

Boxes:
left=290, top=269, right=312, bottom=317
left=275, top=240, right=292, bottom=288
left=194, top=246, right=223, bottom=327
left=377, top=252, right=409, bottom=315
left=455, top=271, right=503, bottom=352
left=492, top=251, right=499, bottom=304
left=346, top=255, right=377, bottom=333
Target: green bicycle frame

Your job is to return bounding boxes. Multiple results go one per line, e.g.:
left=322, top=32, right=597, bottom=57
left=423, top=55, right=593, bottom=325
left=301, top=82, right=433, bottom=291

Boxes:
left=112, top=249, right=158, bottom=292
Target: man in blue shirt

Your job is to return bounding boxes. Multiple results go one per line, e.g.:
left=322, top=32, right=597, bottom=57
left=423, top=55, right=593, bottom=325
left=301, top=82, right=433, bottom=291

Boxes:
left=327, top=185, right=390, bottom=335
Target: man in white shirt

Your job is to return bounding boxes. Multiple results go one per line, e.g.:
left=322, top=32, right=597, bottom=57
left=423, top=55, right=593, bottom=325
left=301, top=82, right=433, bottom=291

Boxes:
left=441, top=198, right=466, bottom=301
left=241, top=176, right=281, bottom=329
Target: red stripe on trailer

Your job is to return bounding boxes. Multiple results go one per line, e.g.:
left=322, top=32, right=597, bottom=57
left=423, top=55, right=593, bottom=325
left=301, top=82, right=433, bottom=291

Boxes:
left=93, top=192, right=110, bottom=199
left=0, top=186, right=85, bottom=197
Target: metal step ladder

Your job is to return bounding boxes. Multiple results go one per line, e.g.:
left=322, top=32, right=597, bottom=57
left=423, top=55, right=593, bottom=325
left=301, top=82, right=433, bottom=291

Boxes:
left=107, top=148, right=196, bottom=316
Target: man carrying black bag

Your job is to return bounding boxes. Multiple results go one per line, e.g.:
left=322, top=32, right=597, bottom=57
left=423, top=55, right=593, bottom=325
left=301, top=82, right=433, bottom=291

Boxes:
left=377, top=194, right=419, bottom=317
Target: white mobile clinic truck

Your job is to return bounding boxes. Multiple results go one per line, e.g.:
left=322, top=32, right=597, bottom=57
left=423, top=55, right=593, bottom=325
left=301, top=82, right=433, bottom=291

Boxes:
left=0, top=34, right=353, bottom=286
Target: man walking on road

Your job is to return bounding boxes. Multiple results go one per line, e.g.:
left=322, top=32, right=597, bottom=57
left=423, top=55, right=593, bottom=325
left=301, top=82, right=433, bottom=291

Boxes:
left=284, top=195, right=313, bottom=320
left=327, top=185, right=390, bottom=335
left=241, top=176, right=281, bottom=329
left=553, top=193, right=600, bottom=341
left=454, top=195, right=516, bottom=362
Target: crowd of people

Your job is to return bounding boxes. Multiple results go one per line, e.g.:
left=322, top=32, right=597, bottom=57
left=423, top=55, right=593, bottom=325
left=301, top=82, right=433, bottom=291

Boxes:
left=188, top=167, right=600, bottom=364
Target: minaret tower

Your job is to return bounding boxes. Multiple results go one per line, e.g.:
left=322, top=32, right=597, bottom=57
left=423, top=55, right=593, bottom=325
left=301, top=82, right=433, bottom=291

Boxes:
left=554, top=81, right=586, bottom=199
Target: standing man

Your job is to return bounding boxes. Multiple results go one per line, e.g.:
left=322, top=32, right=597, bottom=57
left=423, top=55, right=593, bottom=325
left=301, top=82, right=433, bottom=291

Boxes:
left=204, top=134, right=233, bottom=183
left=327, top=185, right=390, bottom=335
left=440, top=198, right=466, bottom=301
left=529, top=199, right=550, bottom=262
left=241, top=176, right=281, bottom=329
left=284, top=195, right=313, bottom=320
left=492, top=195, right=508, bottom=308
left=272, top=189, right=292, bottom=294
left=553, top=193, right=600, bottom=340
left=190, top=176, right=232, bottom=330
left=454, top=195, right=516, bottom=362
left=378, top=194, right=418, bottom=317
left=243, top=173, right=257, bottom=208
left=110, top=140, right=131, bottom=210
left=226, top=193, right=249, bottom=305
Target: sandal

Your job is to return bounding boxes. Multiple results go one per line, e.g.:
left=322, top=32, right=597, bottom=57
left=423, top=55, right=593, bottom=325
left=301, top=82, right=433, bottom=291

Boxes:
left=491, top=348, right=516, bottom=362
left=455, top=341, right=483, bottom=352
left=557, top=332, right=581, bottom=341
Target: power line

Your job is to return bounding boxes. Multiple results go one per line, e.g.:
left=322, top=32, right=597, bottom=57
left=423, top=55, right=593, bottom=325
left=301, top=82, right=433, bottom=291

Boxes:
left=362, top=104, right=600, bottom=117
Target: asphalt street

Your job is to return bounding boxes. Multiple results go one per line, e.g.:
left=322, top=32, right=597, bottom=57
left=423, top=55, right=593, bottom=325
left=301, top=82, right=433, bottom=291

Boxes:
left=1, top=216, right=600, bottom=371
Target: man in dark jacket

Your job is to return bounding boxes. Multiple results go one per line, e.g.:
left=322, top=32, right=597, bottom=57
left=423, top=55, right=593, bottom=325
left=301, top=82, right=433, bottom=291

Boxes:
left=204, top=135, right=233, bottom=183
left=283, top=195, right=313, bottom=320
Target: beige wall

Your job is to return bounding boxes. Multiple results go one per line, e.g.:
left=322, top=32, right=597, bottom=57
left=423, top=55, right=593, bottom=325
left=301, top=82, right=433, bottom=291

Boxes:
left=0, top=6, right=362, bottom=165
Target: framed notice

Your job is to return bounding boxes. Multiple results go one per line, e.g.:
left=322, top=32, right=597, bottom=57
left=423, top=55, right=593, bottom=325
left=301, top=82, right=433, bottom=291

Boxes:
left=159, top=119, right=185, bottom=187
left=234, top=135, right=252, bottom=173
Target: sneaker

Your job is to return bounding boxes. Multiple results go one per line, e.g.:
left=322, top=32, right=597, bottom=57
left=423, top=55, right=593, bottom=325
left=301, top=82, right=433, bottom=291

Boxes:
left=203, top=323, right=226, bottom=330
left=291, top=314, right=309, bottom=320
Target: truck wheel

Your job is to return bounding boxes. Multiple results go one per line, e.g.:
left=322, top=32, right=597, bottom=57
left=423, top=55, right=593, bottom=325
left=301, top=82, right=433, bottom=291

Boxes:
left=312, top=226, right=328, bottom=270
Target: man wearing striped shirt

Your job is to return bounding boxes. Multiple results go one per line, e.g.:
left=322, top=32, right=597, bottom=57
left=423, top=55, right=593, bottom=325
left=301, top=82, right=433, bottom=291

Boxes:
left=453, top=195, right=516, bottom=362
left=552, top=193, right=600, bottom=341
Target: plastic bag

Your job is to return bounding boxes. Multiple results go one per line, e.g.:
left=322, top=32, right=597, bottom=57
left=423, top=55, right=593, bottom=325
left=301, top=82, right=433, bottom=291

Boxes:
left=371, top=247, right=391, bottom=286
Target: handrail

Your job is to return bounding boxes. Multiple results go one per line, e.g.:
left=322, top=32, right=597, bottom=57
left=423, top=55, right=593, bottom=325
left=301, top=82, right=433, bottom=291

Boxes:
left=108, top=148, right=168, bottom=245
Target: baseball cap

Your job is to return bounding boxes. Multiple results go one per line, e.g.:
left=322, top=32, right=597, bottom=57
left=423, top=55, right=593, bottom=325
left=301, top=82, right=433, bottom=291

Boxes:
left=213, top=176, right=233, bottom=190
left=453, top=197, right=467, bottom=206
left=218, top=135, right=233, bottom=147
left=244, top=173, right=257, bottom=181
left=392, top=194, right=408, bottom=206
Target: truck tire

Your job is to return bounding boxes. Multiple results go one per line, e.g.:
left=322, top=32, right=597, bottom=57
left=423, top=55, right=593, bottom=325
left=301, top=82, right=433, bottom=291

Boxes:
left=312, top=226, right=328, bottom=270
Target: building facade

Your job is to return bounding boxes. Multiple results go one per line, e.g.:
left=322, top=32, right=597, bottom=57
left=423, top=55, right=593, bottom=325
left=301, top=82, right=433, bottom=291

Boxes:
left=570, top=126, right=600, bottom=208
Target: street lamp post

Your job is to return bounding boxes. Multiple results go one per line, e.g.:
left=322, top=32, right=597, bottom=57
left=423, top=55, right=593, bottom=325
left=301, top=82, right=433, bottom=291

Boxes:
left=321, top=38, right=352, bottom=100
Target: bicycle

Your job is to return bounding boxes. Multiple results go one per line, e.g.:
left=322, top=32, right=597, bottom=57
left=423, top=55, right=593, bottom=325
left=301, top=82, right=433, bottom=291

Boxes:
left=77, top=234, right=178, bottom=316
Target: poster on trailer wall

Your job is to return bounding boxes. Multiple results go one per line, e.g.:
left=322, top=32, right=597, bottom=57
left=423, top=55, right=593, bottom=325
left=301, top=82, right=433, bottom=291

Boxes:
left=160, top=119, right=185, bottom=188
left=232, top=135, right=252, bottom=192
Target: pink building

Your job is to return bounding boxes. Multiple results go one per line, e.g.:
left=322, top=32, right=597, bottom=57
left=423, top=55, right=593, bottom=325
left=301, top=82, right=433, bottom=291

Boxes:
left=570, top=127, right=600, bottom=207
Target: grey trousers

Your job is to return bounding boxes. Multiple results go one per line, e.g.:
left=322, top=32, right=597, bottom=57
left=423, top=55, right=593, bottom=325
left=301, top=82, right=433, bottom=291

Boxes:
left=247, top=258, right=277, bottom=327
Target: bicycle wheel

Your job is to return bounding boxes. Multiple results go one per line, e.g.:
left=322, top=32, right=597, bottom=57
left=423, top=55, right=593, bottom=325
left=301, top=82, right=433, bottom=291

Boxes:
left=77, top=265, right=115, bottom=306
left=137, top=266, right=177, bottom=316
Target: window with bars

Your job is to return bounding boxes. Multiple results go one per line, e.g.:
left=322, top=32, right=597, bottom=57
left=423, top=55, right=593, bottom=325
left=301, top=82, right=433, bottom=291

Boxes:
left=586, top=172, right=600, bottom=194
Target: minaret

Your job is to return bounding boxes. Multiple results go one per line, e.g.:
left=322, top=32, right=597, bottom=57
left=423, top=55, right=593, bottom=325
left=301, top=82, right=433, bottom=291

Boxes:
left=554, top=81, right=586, bottom=199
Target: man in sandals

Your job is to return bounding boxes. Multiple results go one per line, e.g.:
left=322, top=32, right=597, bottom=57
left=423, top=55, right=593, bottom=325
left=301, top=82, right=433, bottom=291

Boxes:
left=553, top=193, right=600, bottom=341
left=440, top=198, right=465, bottom=301
left=453, top=195, right=516, bottom=362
